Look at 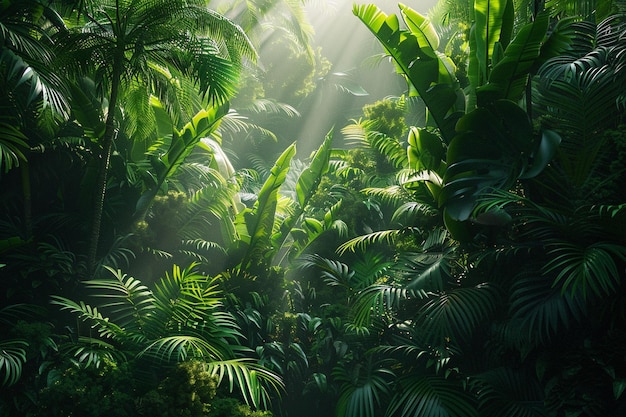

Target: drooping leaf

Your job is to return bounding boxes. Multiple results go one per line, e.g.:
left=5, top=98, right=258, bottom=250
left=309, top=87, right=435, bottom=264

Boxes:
left=205, top=359, right=284, bottom=410
left=0, top=123, right=28, bottom=173
left=473, top=0, right=514, bottom=80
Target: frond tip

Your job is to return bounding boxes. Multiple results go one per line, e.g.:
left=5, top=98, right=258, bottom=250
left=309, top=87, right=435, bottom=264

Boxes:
left=204, top=359, right=284, bottom=410
left=544, top=241, right=626, bottom=299
left=0, top=340, right=28, bottom=386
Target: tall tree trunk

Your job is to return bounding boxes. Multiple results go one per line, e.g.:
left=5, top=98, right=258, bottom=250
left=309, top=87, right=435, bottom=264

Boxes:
left=85, top=59, right=123, bottom=277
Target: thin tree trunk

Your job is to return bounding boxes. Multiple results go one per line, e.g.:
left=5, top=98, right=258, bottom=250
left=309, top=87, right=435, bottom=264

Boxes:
left=85, top=60, right=123, bottom=277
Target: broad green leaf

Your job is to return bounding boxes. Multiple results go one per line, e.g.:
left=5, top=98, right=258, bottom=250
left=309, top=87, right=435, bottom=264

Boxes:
left=353, top=4, right=462, bottom=143
left=236, top=143, right=296, bottom=267
left=272, top=132, right=333, bottom=259
left=407, top=126, right=445, bottom=172
left=473, top=0, right=514, bottom=80
left=399, top=3, right=439, bottom=50
left=296, top=132, right=333, bottom=208
left=478, top=12, right=549, bottom=103
left=519, top=129, right=561, bottom=179
left=441, top=100, right=542, bottom=220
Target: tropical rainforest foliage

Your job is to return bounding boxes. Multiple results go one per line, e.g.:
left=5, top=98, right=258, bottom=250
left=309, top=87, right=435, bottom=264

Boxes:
left=1, top=0, right=625, bottom=416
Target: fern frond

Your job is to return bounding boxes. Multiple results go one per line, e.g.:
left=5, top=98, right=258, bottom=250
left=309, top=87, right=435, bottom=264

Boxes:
left=85, top=266, right=155, bottom=331
left=362, top=185, right=408, bottom=207
left=337, top=228, right=418, bottom=255
left=50, top=296, right=124, bottom=340
left=351, top=284, right=413, bottom=327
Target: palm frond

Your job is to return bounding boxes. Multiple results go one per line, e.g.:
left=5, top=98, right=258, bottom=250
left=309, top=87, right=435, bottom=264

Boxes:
left=0, top=122, right=28, bottom=173
left=391, top=201, right=438, bottom=225
left=352, top=251, right=394, bottom=288
left=63, top=336, right=125, bottom=369
left=337, top=228, right=418, bottom=255
left=543, top=241, right=626, bottom=299
left=334, top=361, right=395, bottom=417
left=507, top=272, right=587, bottom=348
left=402, top=249, right=454, bottom=292
left=363, top=185, right=408, bottom=208
left=204, top=358, right=285, bottom=409
left=368, top=131, right=408, bottom=169
left=387, top=375, right=478, bottom=417
left=84, top=266, right=155, bottom=330
left=180, top=239, right=227, bottom=255
left=351, top=284, right=417, bottom=327
left=415, top=284, right=501, bottom=346
left=120, top=84, right=157, bottom=142
left=50, top=296, right=124, bottom=340
left=139, top=334, right=228, bottom=363
left=0, top=303, right=45, bottom=325
left=471, top=367, right=546, bottom=417
left=298, top=254, right=354, bottom=289
left=94, top=234, right=136, bottom=272
left=0, top=340, right=27, bottom=387
left=219, top=110, right=278, bottom=143
left=241, top=98, right=300, bottom=117
left=152, top=264, right=224, bottom=329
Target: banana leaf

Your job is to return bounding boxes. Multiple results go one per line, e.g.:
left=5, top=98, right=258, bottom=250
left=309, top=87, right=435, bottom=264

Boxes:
left=477, top=12, right=549, bottom=104
left=353, top=3, right=463, bottom=143
left=272, top=131, right=333, bottom=257
left=235, top=143, right=296, bottom=268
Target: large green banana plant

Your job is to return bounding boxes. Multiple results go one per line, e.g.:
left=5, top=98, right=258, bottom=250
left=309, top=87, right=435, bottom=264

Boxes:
left=232, top=132, right=335, bottom=270
left=353, top=3, right=464, bottom=144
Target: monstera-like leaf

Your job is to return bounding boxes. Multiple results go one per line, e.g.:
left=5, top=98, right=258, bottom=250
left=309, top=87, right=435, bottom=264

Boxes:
left=440, top=100, right=560, bottom=221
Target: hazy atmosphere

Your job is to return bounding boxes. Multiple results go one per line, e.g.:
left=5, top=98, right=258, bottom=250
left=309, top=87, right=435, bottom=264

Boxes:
left=1, top=0, right=625, bottom=416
